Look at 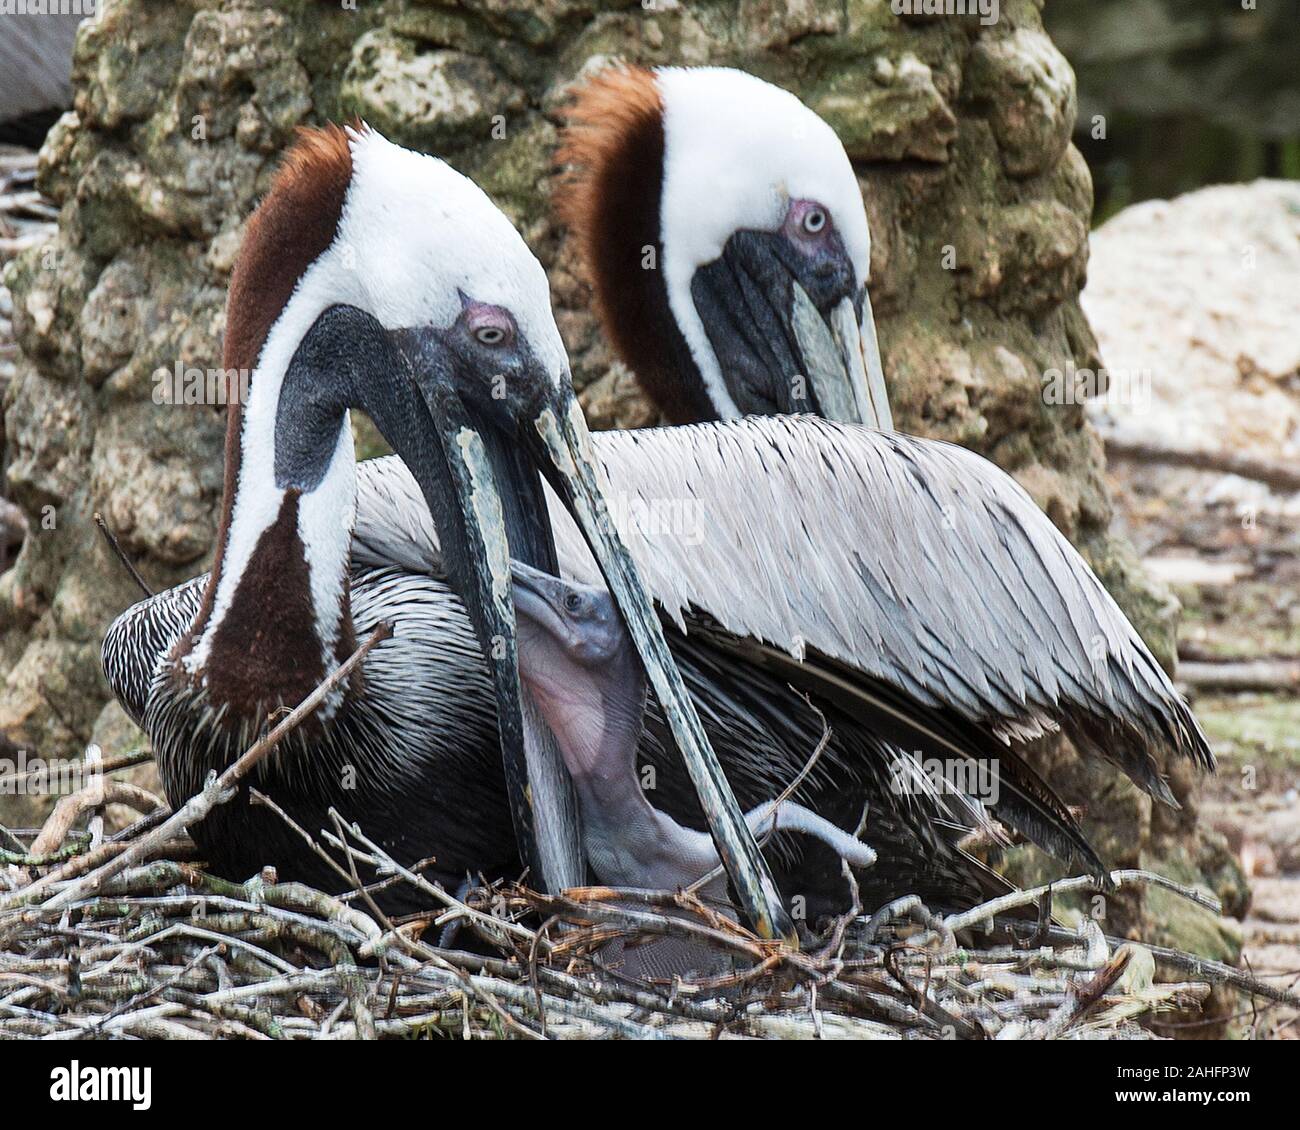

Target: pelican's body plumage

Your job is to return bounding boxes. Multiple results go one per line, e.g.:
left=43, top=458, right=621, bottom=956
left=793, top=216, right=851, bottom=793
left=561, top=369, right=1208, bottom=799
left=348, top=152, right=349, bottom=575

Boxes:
left=104, top=564, right=992, bottom=916
left=350, top=413, right=1212, bottom=867
left=0, top=14, right=78, bottom=146
left=107, top=403, right=1210, bottom=907
left=106, top=570, right=512, bottom=903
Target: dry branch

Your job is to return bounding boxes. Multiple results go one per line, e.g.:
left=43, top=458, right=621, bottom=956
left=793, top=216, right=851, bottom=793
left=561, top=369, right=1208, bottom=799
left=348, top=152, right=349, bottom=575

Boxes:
left=29, top=780, right=163, bottom=858
left=1177, top=659, right=1300, bottom=694
left=1, top=622, right=391, bottom=913
left=93, top=512, right=152, bottom=598
left=1104, top=435, right=1300, bottom=493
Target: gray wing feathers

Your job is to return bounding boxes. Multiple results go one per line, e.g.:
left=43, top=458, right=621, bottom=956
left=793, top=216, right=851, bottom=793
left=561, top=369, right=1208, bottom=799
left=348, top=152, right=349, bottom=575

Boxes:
left=352, top=455, right=444, bottom=574
left=0, top=15, right=78, bottom=124
left=350, top=416, right=1211, bottom=795
left=580, top=417, right=1212, bottom=785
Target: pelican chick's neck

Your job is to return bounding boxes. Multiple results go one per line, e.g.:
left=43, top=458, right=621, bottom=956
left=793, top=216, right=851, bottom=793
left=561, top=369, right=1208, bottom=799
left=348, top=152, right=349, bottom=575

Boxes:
left=514, top=611, right=726, bottom=894
left=528, top=677, right=720, bottom=894
left=522, top=657, right=652, bottom=820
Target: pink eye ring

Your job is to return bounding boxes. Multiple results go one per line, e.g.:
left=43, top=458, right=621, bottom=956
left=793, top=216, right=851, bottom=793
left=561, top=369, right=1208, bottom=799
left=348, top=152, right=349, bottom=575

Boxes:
left=784, top=198, right=833, bottom=248
left=463, top=301, right=516, bottom=347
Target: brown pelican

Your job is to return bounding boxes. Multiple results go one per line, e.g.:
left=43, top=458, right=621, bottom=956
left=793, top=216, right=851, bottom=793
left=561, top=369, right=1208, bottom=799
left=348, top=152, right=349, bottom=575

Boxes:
left=104, top=97, right=990, bottom=928
left=351, top=66, right=1213, bottom=864
left=110, top=564, right=987, bottom=919
left=99, top=122, right=792, bottom=934
left=351, top=65, right=1211, bottom=868
left=553, top=64, right=891, bottom=428
left=105, top=70, right=1212, bottom=929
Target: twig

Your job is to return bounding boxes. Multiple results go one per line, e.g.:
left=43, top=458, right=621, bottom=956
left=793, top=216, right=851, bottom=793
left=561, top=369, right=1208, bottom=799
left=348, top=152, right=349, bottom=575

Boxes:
left=0, top=748, right=152, bottom=793
left=1177, top=659, right=1300, bottom=693
left=1134, top=939, right=1300, bottom=1009
left=942, top=870, right=1221, bottom=934
left=93, top=512, right=152, bottom=598
left=329, top=810, right=542, bottom=1041
left=1034, top=946, right=1133, bottom=1039
left=25, top=623, right=391, bottom=912
left=29, top=780, right=162, bottom=857
left=1104, top=434, right=1300, bottom=493
left=684, top=713, right=835, bottom=897
left=340, top=823, right=542, bottom=954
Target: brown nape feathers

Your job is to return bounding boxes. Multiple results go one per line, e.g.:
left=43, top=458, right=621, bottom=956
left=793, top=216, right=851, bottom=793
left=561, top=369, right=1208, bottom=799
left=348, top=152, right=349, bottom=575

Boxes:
left=223, top=122, right=356, bottom=375
left=553, top=64, right=663, bottom=271
left=554, top=66, right=713, bottom=423
left=178, top=123, right=357, bottom=665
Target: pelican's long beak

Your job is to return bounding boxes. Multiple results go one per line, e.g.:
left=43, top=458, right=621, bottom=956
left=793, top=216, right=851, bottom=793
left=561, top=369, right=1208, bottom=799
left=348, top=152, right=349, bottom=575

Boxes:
left=691, top=235, right=892, bottom=429
left=388, top=332, right=584, bottom=897
left=792, top=283, right=893, bottom=430
left=403, top=331, right=793, bottom=940
left=530, top=389, right=794, bottom=941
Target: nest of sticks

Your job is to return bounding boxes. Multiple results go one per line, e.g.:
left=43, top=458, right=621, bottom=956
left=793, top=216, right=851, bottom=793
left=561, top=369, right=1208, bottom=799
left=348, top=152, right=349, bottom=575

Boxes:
left=2, top=628, right=1295, bottom=1040
left=5, top=780, right=1292, bottom=1039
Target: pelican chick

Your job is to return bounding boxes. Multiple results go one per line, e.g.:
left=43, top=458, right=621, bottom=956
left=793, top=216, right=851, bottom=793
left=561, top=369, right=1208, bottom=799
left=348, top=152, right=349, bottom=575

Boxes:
left=511, top=562, right=876, bottom=902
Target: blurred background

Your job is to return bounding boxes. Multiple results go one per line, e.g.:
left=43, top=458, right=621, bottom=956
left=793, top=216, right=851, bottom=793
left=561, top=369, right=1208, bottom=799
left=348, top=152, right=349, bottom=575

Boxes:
left=1047, top=0, right=1300, bottom=221
left=1049, top=0, right=1300, bottom=1039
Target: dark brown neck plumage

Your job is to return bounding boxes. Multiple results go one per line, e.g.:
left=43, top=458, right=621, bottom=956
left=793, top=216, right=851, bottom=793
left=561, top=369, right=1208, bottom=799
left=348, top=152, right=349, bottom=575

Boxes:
left=169, top=125, right=358, bottom=719
left=556, top=66, right=714, bottom=425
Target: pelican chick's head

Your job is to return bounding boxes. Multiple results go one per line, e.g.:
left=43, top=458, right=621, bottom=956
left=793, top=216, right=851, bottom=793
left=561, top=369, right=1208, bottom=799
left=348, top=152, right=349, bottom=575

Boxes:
left=510, top=561, right=647, bottom=783
left=557, top=65, right=890, bottom=428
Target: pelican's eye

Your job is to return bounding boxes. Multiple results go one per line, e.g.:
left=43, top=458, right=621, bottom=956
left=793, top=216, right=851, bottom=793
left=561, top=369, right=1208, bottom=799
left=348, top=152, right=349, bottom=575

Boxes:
left=784, top=199, right=834, bottom=249
left=462, top=301, right=516, bottom=349
left=563, top=591, right=584, bottom=615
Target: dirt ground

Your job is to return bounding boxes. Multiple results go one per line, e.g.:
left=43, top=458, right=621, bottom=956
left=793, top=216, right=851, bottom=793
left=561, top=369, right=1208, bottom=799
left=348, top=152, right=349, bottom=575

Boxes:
left=1095, top=465, right=1298, bottom=1038
left=1107, top=473, right=1299, bottom=1038
left=1085, top=180, right=1300, bottom=1038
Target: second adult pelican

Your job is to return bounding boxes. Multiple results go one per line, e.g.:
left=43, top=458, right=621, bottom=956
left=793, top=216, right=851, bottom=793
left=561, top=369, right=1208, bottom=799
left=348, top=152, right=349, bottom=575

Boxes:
left=357, top=66, right=1214, bottom=868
